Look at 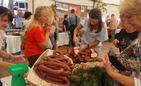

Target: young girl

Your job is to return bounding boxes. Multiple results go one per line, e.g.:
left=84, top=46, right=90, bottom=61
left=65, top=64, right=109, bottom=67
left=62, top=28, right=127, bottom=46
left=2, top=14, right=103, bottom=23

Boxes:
left=24, top=6, right=55, bottom=67
left=0, top=6, right=25, bottom=68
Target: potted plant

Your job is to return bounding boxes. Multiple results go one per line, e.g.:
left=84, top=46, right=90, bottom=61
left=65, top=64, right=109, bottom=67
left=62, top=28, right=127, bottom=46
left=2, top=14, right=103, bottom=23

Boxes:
left=51, top=3, right=57, bottom=9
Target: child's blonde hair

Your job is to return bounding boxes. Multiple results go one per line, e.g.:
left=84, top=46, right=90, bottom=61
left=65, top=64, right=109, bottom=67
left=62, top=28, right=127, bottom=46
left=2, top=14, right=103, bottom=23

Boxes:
left=27, top=6, right=54, bottom=31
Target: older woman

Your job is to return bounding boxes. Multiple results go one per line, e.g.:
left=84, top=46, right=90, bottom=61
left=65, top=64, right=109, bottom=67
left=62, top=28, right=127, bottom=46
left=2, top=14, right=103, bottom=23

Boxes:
left=103, top=0, right=141, bottom=86
left=113, top=15, right=138, bottom=52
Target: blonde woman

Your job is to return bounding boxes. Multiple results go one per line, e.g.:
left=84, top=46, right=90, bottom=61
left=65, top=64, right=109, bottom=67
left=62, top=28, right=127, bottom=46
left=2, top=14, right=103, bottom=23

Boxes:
left=103, top=0, right=141, bottom=86
left=24, top=6, right=55, bottom=67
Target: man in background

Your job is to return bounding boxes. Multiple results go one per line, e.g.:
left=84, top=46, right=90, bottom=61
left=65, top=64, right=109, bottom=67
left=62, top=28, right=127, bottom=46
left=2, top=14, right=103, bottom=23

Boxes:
left=23, top=11, right=32, bottom=35
left=68, top=9, right=80, bottom=46
left=109, top=14, right=118, bottom=42
left=14, top=9, right=24, bottom=29
left=63, top=14, right=69, bottom=32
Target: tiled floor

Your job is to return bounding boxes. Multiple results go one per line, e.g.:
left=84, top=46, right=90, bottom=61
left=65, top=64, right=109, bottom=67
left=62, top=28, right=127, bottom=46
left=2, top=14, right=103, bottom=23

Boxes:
left=101, top=41, right=119, bottom=56
left=0, top=41, right=119, bottom=85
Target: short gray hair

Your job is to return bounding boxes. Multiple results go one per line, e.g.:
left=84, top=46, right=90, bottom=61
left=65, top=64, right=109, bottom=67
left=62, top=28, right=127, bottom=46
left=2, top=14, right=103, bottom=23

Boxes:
left=120, top=0, right=141, bottom=16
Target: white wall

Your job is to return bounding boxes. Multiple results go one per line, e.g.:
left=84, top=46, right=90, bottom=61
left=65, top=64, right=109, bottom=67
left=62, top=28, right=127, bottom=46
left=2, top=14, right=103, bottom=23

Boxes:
left=3, top=0, right=9, bottom=7
left=28, top=0, right=120, bottom=19
left=28, top=0, right=32, bottom=13
left=102, top=0, right=120, bottom=5
left=14, top=0, right=27, bottom=1
left=102, top=5, right=120, bottom=19
left=28, top=0, right=54, bottom=13
left=86, top=0, right=120, bottom=19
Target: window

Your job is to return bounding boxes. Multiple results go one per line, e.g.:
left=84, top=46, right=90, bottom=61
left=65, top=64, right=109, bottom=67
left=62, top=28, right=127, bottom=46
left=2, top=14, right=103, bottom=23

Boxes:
left=81, top=6, right=85, bottom=12
left=0, top=0, right=1, bottom=6
left=56, top=2, right=62, bottom=9
left=19, top=3, right=25, bottom=8
left=56, top=2, right=68, bottom=11
left=0, top=2, right=2, bottom=6
left=62, top=4, right=68, bottom=11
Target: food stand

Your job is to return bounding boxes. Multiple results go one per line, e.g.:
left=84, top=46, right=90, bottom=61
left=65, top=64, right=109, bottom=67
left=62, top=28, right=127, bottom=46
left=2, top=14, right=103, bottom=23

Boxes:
left=26, top=48, right=114, bottom=86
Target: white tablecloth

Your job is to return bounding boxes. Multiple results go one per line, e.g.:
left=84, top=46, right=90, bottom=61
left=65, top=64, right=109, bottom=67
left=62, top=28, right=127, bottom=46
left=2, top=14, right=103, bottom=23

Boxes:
left=5, top=32, right=69, bottom=53
left=58, top=32, right=69, bottom=46
left=6, top=35, right=21, bottom=53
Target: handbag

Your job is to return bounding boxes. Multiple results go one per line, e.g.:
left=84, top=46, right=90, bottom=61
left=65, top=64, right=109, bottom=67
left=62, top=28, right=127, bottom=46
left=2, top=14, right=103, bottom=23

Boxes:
left=20, top=32, right=27, bottom=50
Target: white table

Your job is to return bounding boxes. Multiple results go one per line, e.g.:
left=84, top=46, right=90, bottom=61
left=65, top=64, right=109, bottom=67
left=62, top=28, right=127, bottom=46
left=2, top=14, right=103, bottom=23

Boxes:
left=6, top=35, right=21, bottom=54
left=58, top=32, right=69, bottom=46
left=5, top=32, right=69, bottom=53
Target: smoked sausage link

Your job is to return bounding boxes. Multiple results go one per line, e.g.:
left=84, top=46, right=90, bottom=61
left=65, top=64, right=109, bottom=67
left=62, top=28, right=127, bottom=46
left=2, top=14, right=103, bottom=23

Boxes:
left=38, top=65, right=64, bottom=75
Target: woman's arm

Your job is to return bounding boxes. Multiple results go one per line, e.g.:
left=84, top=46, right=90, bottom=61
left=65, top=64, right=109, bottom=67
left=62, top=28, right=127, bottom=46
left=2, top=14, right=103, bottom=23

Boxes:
left=113, top=39, right=119, bottom=48
left=73, top=24, right=83, bottom=43
left=88, top=40, right=100, bottom=48
left=0, top=60, right=14, bottom=69
left=54, top=40, right=58, bottom=50
left=0, top=50, right=16, bottom=59
left=63, top=25, right=66, bottom=32
left=38, top=25, right=56, bottom=49
left=103, top=54, right=134, bottom=86
left=108, top=70, right=134, bottom=86
left=0, top=50, right=25, bottom=63
left=79, top=40, right=100, bottom=52
left=37, top=32, right=50, bottom=49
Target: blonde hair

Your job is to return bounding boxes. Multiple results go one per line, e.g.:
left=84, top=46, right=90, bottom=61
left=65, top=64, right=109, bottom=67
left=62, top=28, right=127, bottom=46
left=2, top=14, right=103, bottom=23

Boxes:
left=47, top=7, right=54, bottom=25
left=120, top=0, right=141, bottom=16
left=27, top=6, right=54, bottom=31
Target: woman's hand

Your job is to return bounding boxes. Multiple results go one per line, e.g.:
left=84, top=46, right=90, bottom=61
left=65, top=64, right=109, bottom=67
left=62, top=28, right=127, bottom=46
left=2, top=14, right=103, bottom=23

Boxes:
left=13, top=55, right=25, bottom=63
left=44, top=24, right=56, bottom=36
left=113, top=39, right=119, bottom=48
left=79, top=44, right=88, bottom=52
left=44, top=23, right=51, bottom=32
left=102, top=54, right=114, bottom=74
left=73, top=36, right=78, bottom=44
left=103, top=55, right=135, bottom=86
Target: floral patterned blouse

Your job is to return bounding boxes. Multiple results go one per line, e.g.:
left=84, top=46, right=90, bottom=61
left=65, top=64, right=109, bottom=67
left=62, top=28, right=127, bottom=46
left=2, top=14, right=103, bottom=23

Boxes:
left=118, top=37, right=141, bottom=78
